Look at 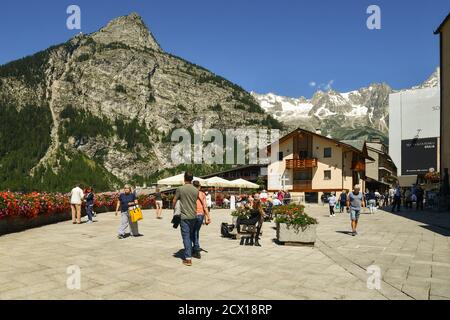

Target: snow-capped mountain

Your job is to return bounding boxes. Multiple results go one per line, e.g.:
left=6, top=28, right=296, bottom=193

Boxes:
left=252, top=68, right=440, bottom=142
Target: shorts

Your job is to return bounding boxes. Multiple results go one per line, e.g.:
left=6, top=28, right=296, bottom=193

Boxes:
left=155, top=200, right=163, bottom=207
left=350, top=208, right=361, bottom=221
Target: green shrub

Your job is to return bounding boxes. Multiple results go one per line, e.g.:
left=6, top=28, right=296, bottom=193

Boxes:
left=115, top=118, right=152, bottom=149
left=0, top=104, right=52, bottom=191
left=60, top=105, right=114, bottom=141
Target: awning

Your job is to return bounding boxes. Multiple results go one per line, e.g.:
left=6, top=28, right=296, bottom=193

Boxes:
left=398, top=175, right=418, bottom=187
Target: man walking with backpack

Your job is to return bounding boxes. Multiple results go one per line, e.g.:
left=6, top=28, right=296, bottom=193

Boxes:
left=173, top=172, right=199, bottom=267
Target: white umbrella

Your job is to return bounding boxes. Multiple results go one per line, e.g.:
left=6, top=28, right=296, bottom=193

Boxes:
left=157, top=173, right=206, bottom=186
left=230, top=178, right=259, bottom=189
left=204, top=176, right=233, bottom=188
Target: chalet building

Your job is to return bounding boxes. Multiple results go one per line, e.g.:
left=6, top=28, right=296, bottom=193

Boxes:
left=361, top=139, right=397, bottom=193
left=267, top=128, right=372, bottom=203
left=435, top=13, right=450, bottom=184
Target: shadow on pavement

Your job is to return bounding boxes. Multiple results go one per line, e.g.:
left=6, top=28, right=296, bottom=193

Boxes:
left=388, top=209, right=450, bottom=237
left=419, top=225, right=450, bottom=236
left=173, top=249, right=184, bottom=260
left=336, top=231, right=354, bottom=236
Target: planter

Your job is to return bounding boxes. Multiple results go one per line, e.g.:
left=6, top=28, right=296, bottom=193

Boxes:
left=0, top=212, right=72, bottom=236
left=276, top=222, right=317, bottom=245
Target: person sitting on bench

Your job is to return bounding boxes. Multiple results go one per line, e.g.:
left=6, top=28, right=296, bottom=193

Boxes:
left=236, top=199, right=264, bottom=246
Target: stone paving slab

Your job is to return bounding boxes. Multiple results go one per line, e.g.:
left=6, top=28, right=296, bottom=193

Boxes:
left=0, top=206, right=449, bottom=300
left=305, top=205, right=450, bottom=300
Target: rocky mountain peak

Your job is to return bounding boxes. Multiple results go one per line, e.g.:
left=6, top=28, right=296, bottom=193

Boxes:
left=91, top=12, right=162, bottom=52
left=412, top=67, right=440, bottom=89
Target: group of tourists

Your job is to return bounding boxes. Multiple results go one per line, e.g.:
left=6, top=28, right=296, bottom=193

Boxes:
left=69, top=184, right=95, bottom=224
left=254, top=190, right=291, bottom=206
left=172, top=172, right=212, bottom=266
left=71, top=176, right=433, bottom=263
left=389, top=184, right=425, bottom=212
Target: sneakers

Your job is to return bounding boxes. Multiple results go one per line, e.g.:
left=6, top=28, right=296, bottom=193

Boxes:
left=352, top=231, right=356, bottom=236
left=182, top=259, right=192, bottom=266
left=117, top=234, right=125, bottom=239
left=192, top=251, right=201, bottom=259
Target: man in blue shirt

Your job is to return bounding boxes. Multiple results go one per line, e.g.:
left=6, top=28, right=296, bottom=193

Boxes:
left=346, top=185, right=365, bottom=236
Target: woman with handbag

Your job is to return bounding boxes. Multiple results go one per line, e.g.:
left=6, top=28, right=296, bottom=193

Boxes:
left=115, top=185, right=142, bottom=239
left=192, top=181, right=211, bottom=259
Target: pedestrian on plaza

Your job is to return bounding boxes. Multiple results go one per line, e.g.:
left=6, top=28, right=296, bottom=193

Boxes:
left=284, top=191, right=291, bottom=205
left=260, top=190, right=268, bottom=203
left=339, top=190, right=348, bottom=213
left=205, top=192, right=212, bottom=211
left=155, top=188, right=163, bottom=219
left=346, top=185, right=365, bottom=236
left=328, top=193, right=337, bottom=217
left=367, top=190, right=377, bottom=214
left=388, top=187, right=395, bottom=206
left=236, top=199, right=264, bottom=246
left=321, top=193, right=328, bottom=206
left=115, top=185, right=141, bottom=239
left=404, top=188, right=412, bottom=209
left=230, top=194, right=236, bottom=211
left=391, top=185, right=401, bottom=212
left=70, top=183, right=84, bottom=224
left=192, top=180, right=211, bottom=259
left=84, top=186, right=95, bottom=224
left=416, top=186, right=424, bottom=211
left=277, top=190, right=284, bottom=203
left=172, top=172, right=199, bottom=267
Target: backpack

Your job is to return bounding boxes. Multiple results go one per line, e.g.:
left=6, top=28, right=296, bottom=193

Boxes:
left=221, top=223, right=234, bottom=238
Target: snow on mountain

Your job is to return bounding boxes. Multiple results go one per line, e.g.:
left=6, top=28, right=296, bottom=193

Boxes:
left=252, top=68, right=440, bottom=142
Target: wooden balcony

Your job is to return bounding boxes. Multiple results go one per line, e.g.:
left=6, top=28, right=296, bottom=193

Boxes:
left=286, top=158, right=318, bottom=169
left=293, top=180, right=312, bottom=191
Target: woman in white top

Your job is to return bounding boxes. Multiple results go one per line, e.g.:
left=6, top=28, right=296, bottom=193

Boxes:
left=70, top=184, right=85, bottom=224
left=328, top=193, right=337, bottom=217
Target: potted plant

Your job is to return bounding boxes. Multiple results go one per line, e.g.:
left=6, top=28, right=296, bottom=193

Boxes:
left=273, top=204, right=318, bottom=245
left=230, top=206, right=252, bottom=225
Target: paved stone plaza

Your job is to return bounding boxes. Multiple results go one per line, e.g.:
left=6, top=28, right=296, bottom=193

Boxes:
left=0, top=206, right=449, bottom=300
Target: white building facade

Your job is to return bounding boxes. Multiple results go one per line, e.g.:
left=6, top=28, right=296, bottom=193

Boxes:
left=389, top=87, right=440, bottom=178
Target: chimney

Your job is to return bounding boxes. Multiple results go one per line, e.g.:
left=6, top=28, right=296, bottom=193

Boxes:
left=315, top=128, right=322, bottom=135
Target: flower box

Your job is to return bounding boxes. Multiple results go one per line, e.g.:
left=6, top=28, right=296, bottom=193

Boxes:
left=276, top=222, right=317, bottom=244
left=273, top=204, right=318, bottom=245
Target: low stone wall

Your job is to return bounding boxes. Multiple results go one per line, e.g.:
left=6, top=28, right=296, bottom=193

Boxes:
left=0, top=212, right=74, bottom=236
left=0, top=207, right=114, bottom=236
left=0, top=205, right=155, bottom=236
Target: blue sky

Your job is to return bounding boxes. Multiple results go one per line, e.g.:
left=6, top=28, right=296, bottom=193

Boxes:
left=0, top=0, right=448, bottom=97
